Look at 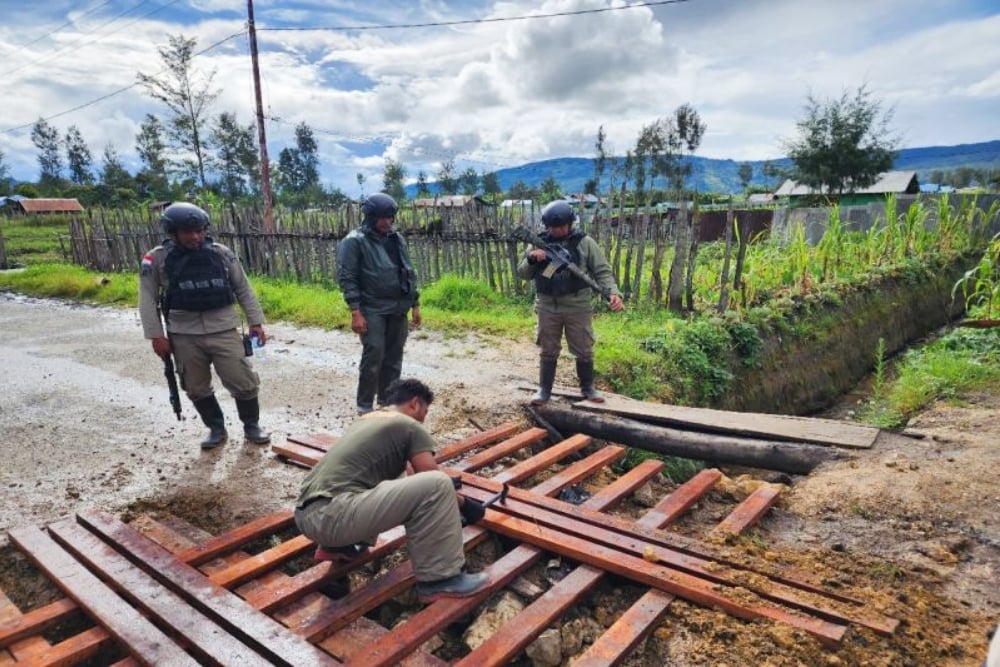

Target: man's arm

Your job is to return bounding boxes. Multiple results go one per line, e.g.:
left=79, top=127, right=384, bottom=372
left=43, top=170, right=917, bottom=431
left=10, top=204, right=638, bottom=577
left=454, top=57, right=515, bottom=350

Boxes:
left=583, top=237, right=625, bottom=311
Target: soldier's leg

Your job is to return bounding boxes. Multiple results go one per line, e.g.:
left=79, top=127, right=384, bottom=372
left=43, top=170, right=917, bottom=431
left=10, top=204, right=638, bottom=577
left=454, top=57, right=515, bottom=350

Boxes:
left=531, top=310, right=564, bottom=405
left=357, top=313, right=386, bottom=413
left=564, top=311, right=602, bottom=401
left=171, top=333, right=227, bottom=447
left=377, top=313, right=409, bottom=405
left=209, top=330, right=270, bottom=444
left=298, top=471, right=465, bottom=582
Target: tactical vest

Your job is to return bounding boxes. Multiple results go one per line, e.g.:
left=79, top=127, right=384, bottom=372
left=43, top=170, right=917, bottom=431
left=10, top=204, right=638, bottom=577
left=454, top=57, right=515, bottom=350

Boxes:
left=162, top=239, right=235, bottom=313
left=534, top=231, right=591, bottom=296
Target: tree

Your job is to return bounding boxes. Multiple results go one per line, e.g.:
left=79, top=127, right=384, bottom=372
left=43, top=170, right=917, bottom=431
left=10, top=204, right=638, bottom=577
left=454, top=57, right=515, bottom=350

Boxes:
left=211, top=112, right=259, bottom=201
left=99, top=145, right=133, bottom=189
left=31, top=117, right=62, bottom=189
left=135, top=114, right=170, bottom=199
left=784, top=85, right=899, bottom=195
left=738, top=162, right=753, bottom=192
left=356, top=173, right=366, bottom=198
left=137, top=34, right=220, bottom=190
left=436, top=158, right=458, bottom=195
left=539, top=176, right=562, bottom=203
left=276, top=122, right=320, bottom=204
left=415, top=171, right=431, bottom=198
left=0, top=147, right=10, bottom=186
left=762, top=160, right=781, bottom=190
left=593, top=125, right=608, bottom=194
left=481, top=171, right=501, bottom=202
left=507, top=180, right=535, bottom=200
left=382, top=157, right=407, bottom=201
left=459, top=167, right=479, bottom=195
left=64, top=125, right=94, bottom=185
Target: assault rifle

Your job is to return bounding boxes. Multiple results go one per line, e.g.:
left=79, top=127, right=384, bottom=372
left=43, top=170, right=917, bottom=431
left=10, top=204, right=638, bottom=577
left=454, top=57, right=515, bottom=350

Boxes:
left=164, top=353, right=182, bottom=420
left=511, top=226, right=611, bottom=299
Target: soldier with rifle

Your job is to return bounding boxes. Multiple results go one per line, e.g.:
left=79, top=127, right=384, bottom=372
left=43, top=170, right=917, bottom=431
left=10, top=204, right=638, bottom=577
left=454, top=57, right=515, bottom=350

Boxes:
left=516, top=199, right=624, bottom=405
left=139, top=202, right=270, bottom=448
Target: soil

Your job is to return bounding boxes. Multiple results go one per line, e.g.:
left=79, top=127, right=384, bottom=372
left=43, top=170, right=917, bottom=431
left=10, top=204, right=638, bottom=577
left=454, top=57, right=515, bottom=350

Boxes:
left=1, top=292, right=998, bottom=665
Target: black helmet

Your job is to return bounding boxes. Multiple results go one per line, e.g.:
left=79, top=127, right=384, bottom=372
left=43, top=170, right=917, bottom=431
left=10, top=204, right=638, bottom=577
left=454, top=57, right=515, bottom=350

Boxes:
left=361, top=193, right=398, bottom=223
left=160, top=202, right=210, bottom=234
left=541, top=200, right=576, bottom=227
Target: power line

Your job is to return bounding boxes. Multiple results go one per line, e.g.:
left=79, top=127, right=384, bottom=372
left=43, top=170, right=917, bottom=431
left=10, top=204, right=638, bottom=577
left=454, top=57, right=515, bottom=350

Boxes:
left=259, top=0, right=691, bottom=32
left=3, top=0, right=118, bottom=51
left=0, top=0, right=183, bottom=78
left=0, top=30, right=246, bottom=135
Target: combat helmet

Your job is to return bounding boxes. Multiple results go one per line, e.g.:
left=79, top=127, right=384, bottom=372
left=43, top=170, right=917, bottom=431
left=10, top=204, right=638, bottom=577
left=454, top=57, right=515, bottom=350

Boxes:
left=160, top=202, right=210, bottom=234
left=361, top=192, right=398, bottom=225
left=541, top=200, right=576, bottom=227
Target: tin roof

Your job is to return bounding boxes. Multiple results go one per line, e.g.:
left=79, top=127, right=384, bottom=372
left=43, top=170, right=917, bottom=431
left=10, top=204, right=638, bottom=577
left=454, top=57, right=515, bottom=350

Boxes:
left=17, top=198, right=85, bottom=213
left=775, top=171, right=919, bottom=197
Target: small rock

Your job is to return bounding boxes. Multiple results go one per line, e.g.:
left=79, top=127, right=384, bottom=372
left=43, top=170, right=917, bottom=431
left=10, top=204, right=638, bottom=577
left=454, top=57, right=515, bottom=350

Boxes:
left=463, top=592, right=525, bottom=651
left=525, top=627, right=562, bottom=666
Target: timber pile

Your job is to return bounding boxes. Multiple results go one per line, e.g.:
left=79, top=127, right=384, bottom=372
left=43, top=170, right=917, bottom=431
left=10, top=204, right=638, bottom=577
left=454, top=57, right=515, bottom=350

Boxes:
left=527, top=385, right=881, bottom=474
left=1, top=422, right=898, bottom=665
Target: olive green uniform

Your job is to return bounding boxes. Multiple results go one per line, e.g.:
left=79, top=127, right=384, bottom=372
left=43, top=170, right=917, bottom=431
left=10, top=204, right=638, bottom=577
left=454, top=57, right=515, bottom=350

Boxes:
left=516, top=234, right=621, bottom=363
left=294, top=411, right=465, bottom=582
left=139, top=241, right=264, bottom=401
left=337, top=226, right=420, bottom=410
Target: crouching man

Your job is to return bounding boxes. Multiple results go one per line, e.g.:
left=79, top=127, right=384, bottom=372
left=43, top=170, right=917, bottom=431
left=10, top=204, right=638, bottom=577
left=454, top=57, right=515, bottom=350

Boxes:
left=294, top=378, right=489, bottom=602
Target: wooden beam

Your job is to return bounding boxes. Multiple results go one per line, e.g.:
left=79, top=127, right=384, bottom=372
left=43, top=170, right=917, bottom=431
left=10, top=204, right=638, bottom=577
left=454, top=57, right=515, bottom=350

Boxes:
left=9, top=525, right=200, bottom=667
left=535, top=403, right=840, bottom=474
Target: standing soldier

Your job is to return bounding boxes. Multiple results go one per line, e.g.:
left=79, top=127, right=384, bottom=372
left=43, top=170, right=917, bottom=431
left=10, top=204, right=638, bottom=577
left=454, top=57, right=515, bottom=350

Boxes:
left=517, top=199, right=624, bottom=405
left=337, top=193, right=421, bottom=415
left=139, top=202, right=270, bottom=448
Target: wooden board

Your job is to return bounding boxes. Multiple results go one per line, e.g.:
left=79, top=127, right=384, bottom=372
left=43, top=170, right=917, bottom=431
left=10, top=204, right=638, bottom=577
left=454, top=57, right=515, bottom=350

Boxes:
left=569, top=389, right=879, bottom=449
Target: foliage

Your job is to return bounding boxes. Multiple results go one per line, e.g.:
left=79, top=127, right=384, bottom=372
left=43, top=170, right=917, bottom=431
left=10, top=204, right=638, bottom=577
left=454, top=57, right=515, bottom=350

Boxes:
left=420, top=274, right=505, bottom=311
left=0, top=263, right=133, bottom=303
left=785, top=85, right=899, bottom=195
left=952, top=229, right=1000, bottom=319
left=135, top=114, right=171, bottom=200
left=211, top=112, right=260, bottom=201
left=136, top=34, right=220, bottom=189
left=382, top=158, right=407, bottom=202
left=64, top=126, right=94, bottom=185
left=436, top=158, right=458, bottom=195
left=31, top=117, right=63, bottom=190
left=275, top=123, right=321, bottom=207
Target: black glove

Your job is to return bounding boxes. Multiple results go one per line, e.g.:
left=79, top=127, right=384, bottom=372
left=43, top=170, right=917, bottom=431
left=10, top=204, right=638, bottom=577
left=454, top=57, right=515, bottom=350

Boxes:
left=460, top=498, right=486, bottom=526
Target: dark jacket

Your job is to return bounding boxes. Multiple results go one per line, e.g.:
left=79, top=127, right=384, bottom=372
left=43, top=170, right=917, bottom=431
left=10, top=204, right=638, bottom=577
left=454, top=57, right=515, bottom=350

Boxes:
left=336, top=227, right=419, bottom=316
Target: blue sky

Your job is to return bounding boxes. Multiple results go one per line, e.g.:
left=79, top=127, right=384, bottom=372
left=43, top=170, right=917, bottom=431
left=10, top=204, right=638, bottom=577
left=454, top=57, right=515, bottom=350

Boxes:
left=1, top=0, right=998, bottom=196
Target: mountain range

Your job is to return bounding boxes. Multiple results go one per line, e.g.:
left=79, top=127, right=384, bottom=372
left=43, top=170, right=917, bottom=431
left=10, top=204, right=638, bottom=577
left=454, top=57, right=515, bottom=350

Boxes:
left=408, top=140, right=1000, bottom=196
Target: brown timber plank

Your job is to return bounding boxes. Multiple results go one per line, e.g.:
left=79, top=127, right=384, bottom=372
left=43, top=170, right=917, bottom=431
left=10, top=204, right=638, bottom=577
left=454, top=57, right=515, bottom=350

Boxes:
left=8, top=525, right=200, bottom=666
left=76, top=510, right=341, bottom=666
left=583, top=458, right=665, bottom=508
left=0, top=597, right=76, bottom=648
left=634, top=468, right=722, bottom=529
left=575, top=392, right=878, bottom=449
left=457, top=479, right=898, bottom=637
left=571, top=591, right=674, bottom=667
left=491, top=433, right=592, bottom=484
left=14, top=627, right=114, bottom=667
left=434, top=421, right=522, bottom=462
left=528, top=445, right=627, bottom=497
left=272, top=440, right=325, bottom=466
left=176, top=510, right=294, bottom=566
left=47, top=518, right=275, bottom=667
left=0, top=585, right=56, bottom=664
left=288, top=433, right=339, bottom=448
left=714, top=485, right=782, bottom=535
left=366, top=456, right=660, bottom=665
left=140, top=515, right=444, bottom=667
left=481, top=511, right=848, bottom=647
left=449, top=428, right=549, bottom=472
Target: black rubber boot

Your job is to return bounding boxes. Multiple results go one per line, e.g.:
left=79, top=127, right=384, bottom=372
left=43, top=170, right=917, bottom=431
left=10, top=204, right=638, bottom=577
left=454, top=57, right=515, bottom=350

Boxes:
left=530, top=360, right=558, bottom=406
left=236, top=397, right=271, bottom=444
left=577, top=359, right=605, bottom=403
left=192, top=395, right=228, bottom=449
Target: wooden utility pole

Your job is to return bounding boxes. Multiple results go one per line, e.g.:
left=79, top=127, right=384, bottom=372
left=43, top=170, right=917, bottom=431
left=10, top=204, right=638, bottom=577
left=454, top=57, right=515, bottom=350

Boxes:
left=247, top=0, right=274, bottom=232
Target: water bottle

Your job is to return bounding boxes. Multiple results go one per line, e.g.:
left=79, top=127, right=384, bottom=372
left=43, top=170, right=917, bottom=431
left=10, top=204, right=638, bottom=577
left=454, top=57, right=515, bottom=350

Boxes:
left=252, top=332, right=266, bottom=362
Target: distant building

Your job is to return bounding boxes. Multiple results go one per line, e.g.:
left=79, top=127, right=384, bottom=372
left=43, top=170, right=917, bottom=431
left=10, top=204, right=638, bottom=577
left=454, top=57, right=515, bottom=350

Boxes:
left=775, top=170, right=919, bottom=205
left=412, top=195, right=490, bottom=211
left=3, top=197, right=85, bottom=214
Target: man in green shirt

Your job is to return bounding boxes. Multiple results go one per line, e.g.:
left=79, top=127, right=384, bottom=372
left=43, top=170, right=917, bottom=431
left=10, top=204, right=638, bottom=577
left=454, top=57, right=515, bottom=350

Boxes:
left=294, top=378, right=489, bottom=602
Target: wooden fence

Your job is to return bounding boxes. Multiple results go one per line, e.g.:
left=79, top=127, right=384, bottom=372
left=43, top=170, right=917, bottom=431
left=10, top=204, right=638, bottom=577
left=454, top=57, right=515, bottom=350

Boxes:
left=66, top=203, right=770, bottom=306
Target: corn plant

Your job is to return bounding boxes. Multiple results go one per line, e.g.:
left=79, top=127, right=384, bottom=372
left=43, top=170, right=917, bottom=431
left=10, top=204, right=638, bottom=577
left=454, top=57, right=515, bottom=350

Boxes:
left=952, top=232, right=1000, bottom=319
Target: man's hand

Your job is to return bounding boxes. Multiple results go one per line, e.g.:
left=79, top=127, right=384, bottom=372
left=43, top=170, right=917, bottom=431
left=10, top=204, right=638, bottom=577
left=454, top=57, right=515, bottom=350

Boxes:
left=608, top=294, right=625, bottom=312
left=528, top=249, right=547, bottom=262
left=151, top=336, right=172, bottom=359
left=350, top=309, right=367, bottom=335
left=249, top=324, right=266, bottom=345
left=410, top=305, right=422, bottom=329
left=459, top=497, right=486, bottom=525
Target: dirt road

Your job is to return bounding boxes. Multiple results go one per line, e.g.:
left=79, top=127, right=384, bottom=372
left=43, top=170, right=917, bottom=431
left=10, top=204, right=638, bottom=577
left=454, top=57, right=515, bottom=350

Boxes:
left=0, top=293, right=538, bottom=549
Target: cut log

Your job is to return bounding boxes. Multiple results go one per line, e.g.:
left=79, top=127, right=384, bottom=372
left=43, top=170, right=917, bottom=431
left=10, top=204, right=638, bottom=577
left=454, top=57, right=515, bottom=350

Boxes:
left=534, top=403, right=841, bottom=474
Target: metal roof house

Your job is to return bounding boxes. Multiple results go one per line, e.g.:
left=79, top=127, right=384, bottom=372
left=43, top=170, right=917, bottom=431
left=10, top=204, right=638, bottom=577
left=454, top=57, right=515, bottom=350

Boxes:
left=775, top=171, right=920, bottom=205
left=4, top=197, right=85, bottom=214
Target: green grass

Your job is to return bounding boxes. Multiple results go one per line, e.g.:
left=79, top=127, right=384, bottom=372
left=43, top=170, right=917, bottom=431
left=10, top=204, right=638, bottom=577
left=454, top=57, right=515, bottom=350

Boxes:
left=858, top=322, right=1000, bottom=428
left=0, top=217, right=70, bottom=265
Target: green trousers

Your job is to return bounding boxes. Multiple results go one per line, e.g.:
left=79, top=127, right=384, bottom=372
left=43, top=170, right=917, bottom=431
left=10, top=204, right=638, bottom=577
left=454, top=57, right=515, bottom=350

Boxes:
left=171, top=329, right=259, bottom=401
left=356, top=311, right=409, bottom=409
left=294, top=470, right=465, bottom=582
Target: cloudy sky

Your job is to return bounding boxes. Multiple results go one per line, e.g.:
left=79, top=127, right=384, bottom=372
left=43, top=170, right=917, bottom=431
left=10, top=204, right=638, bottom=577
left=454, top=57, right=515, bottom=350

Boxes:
left=1, top=0, right=997, bottom=195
